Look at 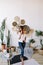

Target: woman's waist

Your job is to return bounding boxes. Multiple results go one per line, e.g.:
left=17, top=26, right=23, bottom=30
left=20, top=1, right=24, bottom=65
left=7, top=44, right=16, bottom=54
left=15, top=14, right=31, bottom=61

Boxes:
left=18, top=39, right=23, bottom=42
left=18, top=39, right=26, bottom=42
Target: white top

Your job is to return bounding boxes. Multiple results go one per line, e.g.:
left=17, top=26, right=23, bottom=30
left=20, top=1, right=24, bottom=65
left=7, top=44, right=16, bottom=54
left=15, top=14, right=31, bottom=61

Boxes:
left=18, top=32, right=26, bottom=42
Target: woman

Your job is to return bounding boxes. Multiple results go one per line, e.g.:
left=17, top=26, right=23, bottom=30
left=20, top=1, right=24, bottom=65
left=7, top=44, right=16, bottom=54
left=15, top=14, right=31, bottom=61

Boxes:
left=18, top=27, right=26, bottom=65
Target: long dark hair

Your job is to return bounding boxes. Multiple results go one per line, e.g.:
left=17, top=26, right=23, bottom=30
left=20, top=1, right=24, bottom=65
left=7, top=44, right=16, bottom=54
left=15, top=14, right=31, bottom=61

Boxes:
left=20, top=26, right=24, bottom=34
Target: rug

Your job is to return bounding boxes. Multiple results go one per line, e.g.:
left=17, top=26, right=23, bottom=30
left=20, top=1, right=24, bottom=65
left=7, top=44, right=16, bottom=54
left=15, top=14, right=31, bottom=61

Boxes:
left=10, top=55, right=28, bottom=64
left=12, top=59, right=40, bottom=65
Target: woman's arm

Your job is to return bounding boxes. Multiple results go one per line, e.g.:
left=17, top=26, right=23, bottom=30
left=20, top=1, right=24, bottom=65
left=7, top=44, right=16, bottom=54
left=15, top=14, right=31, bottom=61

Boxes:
left=23, top=35, right=26, bottom=43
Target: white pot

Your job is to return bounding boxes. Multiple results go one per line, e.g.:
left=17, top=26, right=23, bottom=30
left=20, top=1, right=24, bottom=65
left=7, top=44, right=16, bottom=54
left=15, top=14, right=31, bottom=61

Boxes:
left=30, top=43, right=35, bottom=48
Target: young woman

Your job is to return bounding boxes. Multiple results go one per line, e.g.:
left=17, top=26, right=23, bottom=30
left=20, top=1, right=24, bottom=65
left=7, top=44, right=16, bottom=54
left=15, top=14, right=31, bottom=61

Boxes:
left=18, top=27, right=26, bottom=65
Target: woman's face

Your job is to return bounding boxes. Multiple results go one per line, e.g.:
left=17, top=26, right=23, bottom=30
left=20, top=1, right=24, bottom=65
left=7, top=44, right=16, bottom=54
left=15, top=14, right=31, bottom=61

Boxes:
left=19, top=27, right=26, bottom=34
left=23, top=30, right=26, bottom=34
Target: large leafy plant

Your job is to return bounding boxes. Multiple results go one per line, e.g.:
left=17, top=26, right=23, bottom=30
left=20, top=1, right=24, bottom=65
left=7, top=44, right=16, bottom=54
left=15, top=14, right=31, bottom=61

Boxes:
left=35, top=30, right=43, bottom=36
left=0, top=19, right=6, bottom=44
left=7, top=30, right=10, bottom=53
left=7, top=30, right=10, bottom=47
left=29, top=39, right=35, bottom=49
left=35, top=30, right=43, bottom=50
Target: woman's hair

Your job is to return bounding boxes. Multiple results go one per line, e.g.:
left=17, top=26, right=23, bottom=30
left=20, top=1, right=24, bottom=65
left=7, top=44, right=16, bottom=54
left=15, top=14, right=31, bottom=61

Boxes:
left=19, top=26, right=24, bottom=34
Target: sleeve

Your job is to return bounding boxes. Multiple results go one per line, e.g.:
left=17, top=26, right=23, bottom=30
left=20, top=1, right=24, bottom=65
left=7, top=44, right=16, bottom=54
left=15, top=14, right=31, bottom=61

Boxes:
left=18, top=32, right=21, bottom=39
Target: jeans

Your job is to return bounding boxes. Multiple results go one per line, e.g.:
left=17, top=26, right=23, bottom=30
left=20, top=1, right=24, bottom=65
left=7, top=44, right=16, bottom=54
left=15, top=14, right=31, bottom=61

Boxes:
left=19, top=42, right=26, bottom=58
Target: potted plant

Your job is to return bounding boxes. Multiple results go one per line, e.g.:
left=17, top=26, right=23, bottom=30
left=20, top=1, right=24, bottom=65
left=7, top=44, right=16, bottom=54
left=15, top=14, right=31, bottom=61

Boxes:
left=38, top=39, right=43, bottom=55
left=35, top=30, right=43, bottom=55
left=0, top=19, right=6, bottom=51
left=7, top=30, right=12, bottom=57
left=29, top=39, right=35, bottom=48
left=7, top=30, right=10, bottom=53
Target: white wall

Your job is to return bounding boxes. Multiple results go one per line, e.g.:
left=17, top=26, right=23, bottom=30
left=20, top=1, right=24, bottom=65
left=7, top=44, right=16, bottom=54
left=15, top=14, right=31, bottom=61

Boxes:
left=0, top=0, right=43, bottom=30
left=0, top=0, right=43, bottom=46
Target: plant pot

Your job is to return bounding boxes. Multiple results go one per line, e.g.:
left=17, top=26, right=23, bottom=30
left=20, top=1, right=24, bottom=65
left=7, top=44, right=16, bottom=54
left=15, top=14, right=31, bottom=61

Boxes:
left=11, top=48, right=14, bottom=52
left=30, top=43, right=35, bottom=48
left=7, top=48, right=10, bottom=53
left=2, top=44, right=6, bottom=51
left=38, top=49, right=43, bottom=55
left=11, top=46, right=15, bottom=52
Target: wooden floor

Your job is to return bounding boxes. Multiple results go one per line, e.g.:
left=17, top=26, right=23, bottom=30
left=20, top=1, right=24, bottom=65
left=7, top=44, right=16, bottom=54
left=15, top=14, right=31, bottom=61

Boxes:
left=32, top=53, right=43, bottom=65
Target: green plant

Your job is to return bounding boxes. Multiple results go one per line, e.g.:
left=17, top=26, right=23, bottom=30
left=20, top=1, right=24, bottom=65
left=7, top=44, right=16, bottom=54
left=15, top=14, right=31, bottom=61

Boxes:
left=1, top=19, right=5, bottom=31
left=0, top=30, right=3, bottom=43
left=0, top=28, right=1, bottom=39
left=0, top=19, right=6, bottom=44
left=35, top=30, right=43, bottom=36
left=7, top=30, right=10, bottom=53
left=7, top=30, right=10, bottom=47
left=35, top=30, right=43, bottom=50
left=29, top=39, right=35, bottom=43
left=40, top=39, right=43, bottom=50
